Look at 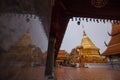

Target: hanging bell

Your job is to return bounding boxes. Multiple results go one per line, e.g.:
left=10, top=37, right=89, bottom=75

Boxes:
left=77, top=21, right=80, bottom=25
left=86, top=18, right=88, bottom=22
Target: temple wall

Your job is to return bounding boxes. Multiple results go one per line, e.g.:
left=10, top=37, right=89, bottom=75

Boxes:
left=108, top=57, right=120, bottom=70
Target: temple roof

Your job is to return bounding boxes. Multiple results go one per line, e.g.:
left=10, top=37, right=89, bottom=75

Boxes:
left=102, top=43, right=120, bottom=56
left=102, top=24, right=120, bottom=56
left=57, top=50, right=67, bottom=58
left=111, top=24, right=120, bottom=36
left=81, top=30, right=99, bottom=50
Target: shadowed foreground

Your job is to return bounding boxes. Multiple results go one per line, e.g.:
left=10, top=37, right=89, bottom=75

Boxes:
left=0, top=66, right=45, bottom=80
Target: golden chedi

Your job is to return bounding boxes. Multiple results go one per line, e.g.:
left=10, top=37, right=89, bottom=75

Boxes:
left=69, top=29, right=107, bottom=67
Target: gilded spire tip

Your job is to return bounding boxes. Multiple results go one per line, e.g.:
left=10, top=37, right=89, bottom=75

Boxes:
left=82, top=24, right=86, bottom=36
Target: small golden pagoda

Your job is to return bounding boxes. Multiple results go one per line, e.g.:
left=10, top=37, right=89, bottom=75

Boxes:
left=69, top=28, right=107, bottom=67
left=56, top=50, right=68, bottom=65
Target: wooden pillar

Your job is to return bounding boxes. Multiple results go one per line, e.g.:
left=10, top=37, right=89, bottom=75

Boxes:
left=45, top=36, right=56, bottom=80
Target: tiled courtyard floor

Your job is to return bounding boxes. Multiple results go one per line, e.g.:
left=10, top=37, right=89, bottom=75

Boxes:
left=1, top=66, right=120, bottom=80
left=55, top=66, right=120, bottom=80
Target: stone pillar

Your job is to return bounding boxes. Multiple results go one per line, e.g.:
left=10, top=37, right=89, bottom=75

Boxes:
left=45, top=36, right=56, bottom=80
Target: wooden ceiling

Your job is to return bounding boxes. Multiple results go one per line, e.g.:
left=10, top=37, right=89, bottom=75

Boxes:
left=60, top=0, right=120, bottom=20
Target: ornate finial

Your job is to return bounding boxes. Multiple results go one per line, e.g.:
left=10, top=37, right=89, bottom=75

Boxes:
left=82, top=24, right=86, bottom=36
left=91, top=0, right=109, bottom=8
left=107, top=31, right=111, bottom=36
left=104, top=41, right=108, bottom=47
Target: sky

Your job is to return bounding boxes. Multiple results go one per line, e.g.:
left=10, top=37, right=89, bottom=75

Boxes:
left=60, top=18, right=112, bottom=54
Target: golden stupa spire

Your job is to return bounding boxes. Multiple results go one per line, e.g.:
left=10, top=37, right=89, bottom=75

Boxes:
left=82, top=24, right=86, bottom=36
left=81, top=24, right=99, bottom=50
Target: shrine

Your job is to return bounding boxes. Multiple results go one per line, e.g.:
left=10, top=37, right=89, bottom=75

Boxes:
left=56, top=50, right=68, bottom=66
